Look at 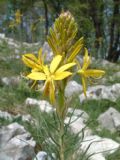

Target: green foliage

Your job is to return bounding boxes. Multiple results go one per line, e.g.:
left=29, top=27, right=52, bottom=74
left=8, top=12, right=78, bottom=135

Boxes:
left=25, top=106, right=88, bottom=160
left=0, top=0, right=120, bottom=61
left=0, top=118, right=11, bottom=126
left=0, top=80, right=40, bottom=112
left=107, top=150, right=120, bottom=160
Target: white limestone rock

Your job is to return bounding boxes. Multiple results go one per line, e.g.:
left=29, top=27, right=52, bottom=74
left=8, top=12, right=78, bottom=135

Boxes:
left=79, top=83, right=120, bottom=103
left=90, top=154, right=105, bottom=160
left=42, top=41, right=53, bottom=62
left=98, top=107, right=120, bottom=132
left=25, top=98, right=53, bottom=113
left=34, top=151, right=55, bottom=160
left=14, top=113, right=35, bottom=124
left=1, top=76, right=21, bottom=87
left=34, top=151, right=47, bottom=160
left=65, top=116, right=92, bottom=137
left=0, top=123, right=36, bottom=160
left=80, top=135, right=119, bottom=160
left=0, top=110, right=34, bottom=124
left=0, top=33, right=5, bottom=39
left=67, top=108, right=89, bottom=121
left=65, top=81, right=82, bottom=98
left=0, top=110, right=13, bottom=121
left=114, top=71, right=120, bottom=79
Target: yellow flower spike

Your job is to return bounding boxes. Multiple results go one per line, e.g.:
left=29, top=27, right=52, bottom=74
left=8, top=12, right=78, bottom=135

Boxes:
left=47, top=11, right=79, bottom=57
left=78, top=48, right=105, bottom=96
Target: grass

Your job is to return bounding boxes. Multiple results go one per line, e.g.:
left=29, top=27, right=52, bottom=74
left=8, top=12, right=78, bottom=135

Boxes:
left=0, top=80, right=40, bottom=113
left=107, top=150, right=120, bottom=160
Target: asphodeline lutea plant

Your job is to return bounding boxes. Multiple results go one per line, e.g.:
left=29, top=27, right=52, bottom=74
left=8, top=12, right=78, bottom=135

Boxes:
left=22, top=11, right=105, bottom=160
left=9, top=9, right=22, bottom=28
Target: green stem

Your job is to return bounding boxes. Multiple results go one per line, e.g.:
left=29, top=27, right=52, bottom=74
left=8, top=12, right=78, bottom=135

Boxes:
left=56, top=81, right=68, bottom=160
left=59, top=118, right=64, bottom=160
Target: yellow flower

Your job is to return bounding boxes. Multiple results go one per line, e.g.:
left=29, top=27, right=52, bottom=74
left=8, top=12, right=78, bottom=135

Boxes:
left=22, top=48, right=43, bottom=71
left=9, top=9, right=22, bottom=28
left=27, top=55, right=76, bottom=104
left=77, top=48, right=105, bottom=96
left=15, top=9, right=22, bottom=25
left=22, top=48, right=44, bottom=88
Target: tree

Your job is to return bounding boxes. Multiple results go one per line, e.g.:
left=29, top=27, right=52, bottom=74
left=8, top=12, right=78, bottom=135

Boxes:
left=88, top=0, right=104, bottom=49
left=42, top=0, right=49, bottom=36
left=107, top=0, right=120, bottom=62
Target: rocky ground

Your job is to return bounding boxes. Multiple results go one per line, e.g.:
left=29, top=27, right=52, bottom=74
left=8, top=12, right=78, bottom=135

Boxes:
left=0, top=34, right=120, bottom=160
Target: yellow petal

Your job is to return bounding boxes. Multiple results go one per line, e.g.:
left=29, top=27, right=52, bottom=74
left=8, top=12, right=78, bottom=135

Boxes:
left=32, top=68, right=39, bottom=72
left=67, top=37, right=84, bottom=62
left=49, top=80, right=55, bottom=104
left=56, top=62, right=76, bottom=73
left=50, top=55, right=62, bottom=73
left=85, top=70, right=105, bottom=78
left=27, top=72, right=46, bottom=80
left=44, top=80, right=50, bottom=96
left=54, top=71, right=72, bottom=80
left=22, top=54, right=38, bottom=63
left=82, top=48, right=91, bottom=70
left=43, top=65, right=50, bottom=76
left=43, top=80, right=55, bottom=104
left=81, top=76, right=87, bottom=97
left=22, top=54, right=41, bottom=69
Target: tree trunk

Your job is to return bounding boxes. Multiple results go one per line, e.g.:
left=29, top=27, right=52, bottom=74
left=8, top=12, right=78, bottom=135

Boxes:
left=107, top=0, right=120, bottom=62
left=88, top=0, right=104, bottom=49
left=42, top=0, right=49, bottom=36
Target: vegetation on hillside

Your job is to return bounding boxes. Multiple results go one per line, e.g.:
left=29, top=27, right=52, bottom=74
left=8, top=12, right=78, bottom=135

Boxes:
left=0, top=0, right=120, bottom=62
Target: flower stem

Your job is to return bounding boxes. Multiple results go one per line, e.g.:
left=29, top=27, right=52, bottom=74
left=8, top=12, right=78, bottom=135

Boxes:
left=59, top=118, right=64, bottom=160
left=57, top=84, right=68, bottom=160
